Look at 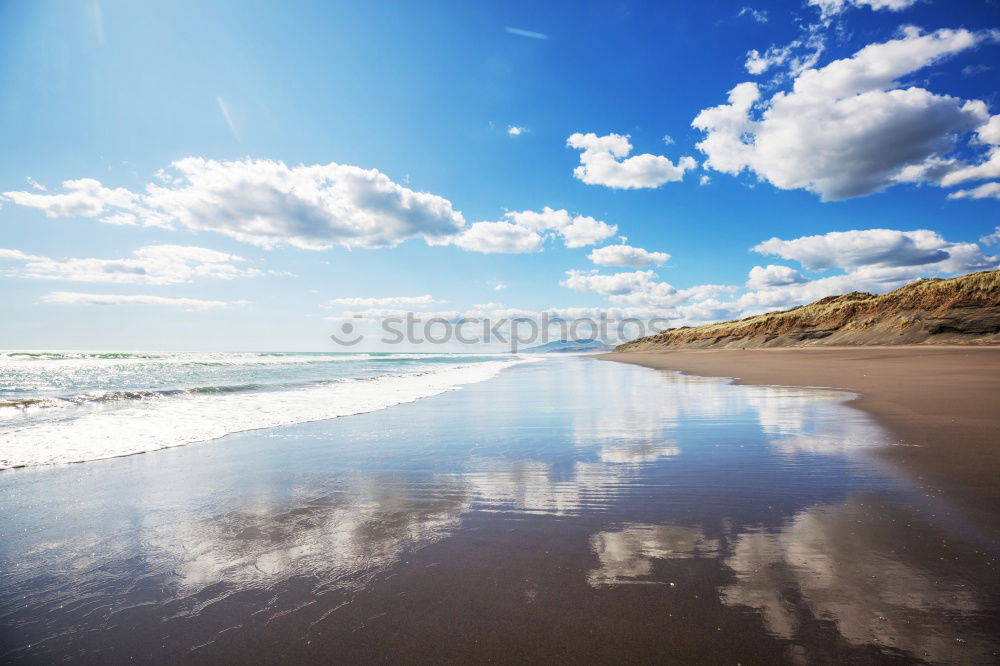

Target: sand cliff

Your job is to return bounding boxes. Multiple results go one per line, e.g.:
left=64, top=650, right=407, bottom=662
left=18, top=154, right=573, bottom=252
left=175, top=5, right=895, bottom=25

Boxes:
left=616, top=269, right=1000, bottom=351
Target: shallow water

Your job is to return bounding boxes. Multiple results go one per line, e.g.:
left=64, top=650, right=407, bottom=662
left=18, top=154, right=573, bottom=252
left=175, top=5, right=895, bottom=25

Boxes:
left=0, top=351, right=524, bottom=467
left=1, top=357, right=997, bottom=664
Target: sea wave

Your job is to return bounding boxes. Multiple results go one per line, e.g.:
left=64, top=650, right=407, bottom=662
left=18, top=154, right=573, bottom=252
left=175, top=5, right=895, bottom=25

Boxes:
left=0, top=359, right=529, bottom=469
left=0, top=351, right=374, bottom=366
left=0, top=351, right=517, bottom=372
left=0, top=384, right=264, bottom=407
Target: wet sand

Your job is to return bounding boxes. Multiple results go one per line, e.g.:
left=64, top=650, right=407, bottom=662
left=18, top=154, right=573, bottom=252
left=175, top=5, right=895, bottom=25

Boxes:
left=3, top=357, right=999, bottom=663
left=599, top=346, right=1000, bottom=537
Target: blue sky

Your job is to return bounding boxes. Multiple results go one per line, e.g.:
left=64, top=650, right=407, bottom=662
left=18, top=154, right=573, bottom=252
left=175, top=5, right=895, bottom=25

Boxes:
left=1, top=0, right=999, bottom=350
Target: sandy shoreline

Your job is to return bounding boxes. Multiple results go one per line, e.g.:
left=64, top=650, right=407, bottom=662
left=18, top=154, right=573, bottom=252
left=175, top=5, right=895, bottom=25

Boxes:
left=598, top=347, right=1000, bottom=537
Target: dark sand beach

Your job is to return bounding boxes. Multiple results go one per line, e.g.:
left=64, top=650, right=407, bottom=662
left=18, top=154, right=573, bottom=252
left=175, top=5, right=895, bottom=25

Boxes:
left=599, top=347, right=1000, bottom=538
left=2, top=356, right=999, bottom=663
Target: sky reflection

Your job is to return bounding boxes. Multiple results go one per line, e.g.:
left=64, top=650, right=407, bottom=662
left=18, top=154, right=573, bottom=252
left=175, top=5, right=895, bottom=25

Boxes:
left=1, top=358, right=996, bottom=663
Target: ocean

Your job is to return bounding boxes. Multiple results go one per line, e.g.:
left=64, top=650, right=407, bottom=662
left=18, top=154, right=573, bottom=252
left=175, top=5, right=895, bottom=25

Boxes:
left=0, top=351, right=529, bottom=468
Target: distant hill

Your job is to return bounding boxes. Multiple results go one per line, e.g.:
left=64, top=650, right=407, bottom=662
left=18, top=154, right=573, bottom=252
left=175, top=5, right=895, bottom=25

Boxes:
left=616, top=270, right=1000, bottom=351
left=521, top=339, right=614, bottom=354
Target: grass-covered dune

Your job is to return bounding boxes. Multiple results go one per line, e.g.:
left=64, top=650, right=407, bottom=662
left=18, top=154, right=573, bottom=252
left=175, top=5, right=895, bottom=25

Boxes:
left=617, top=270, right=1000, bottom=351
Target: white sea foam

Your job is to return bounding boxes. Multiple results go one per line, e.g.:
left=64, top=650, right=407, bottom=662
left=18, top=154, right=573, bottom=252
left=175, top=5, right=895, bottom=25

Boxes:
left=0, top=360, right=528, bottom=468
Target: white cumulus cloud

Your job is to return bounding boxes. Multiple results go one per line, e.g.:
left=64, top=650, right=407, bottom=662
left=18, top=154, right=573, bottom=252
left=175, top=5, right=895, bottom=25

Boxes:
left=324, top=295, right=443, bottom=308
left=939, top=115, right=1000, bottom=187
left=42, top=292, right=246, bottom=310
left=738, top=228, right=998, bottom=312
left=588, top=244, right=670, bottom=268
left=745, top=45, right=793, bottom=75
left=557, top=228, right=996, bottom=330
left=809, top=0, right=919, bottom=19
left=0, top=244, right=265, bottom=284
left=3, top=178, right=141, bottom=219
left=746, top=264, right=806, bottom=289
left=562, top=269, right=661, bottom=297
left=453, top=206, right=617, bottom=253
left=561, top=269, right=735, bottom=308
left=2, top=158, right=467, bottom=250
left=948, top=182, right=1000, bottom=200
left=693, top=27, right=996, bottom=201
left=981, top=227, right=1000, bottom=245
left=751, top=229, right=984, bottom=271
left=560, top=215, right=619, bottom=248
left=566, top=133, right=697, bottom=189
left=738, top=7, right=768, bottom=23
left=452, top=221, right=544, bottom=254
left=0, top=249, right=38, bottom=261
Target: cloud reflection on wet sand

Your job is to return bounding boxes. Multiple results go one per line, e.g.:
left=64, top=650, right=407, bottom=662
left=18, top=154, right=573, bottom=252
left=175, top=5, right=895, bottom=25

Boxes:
left=588, top=524, right=720, bottom=585
left=720, top=496, right=995, bottom=663
left=2, top=359, right=996, bottom=663
left=585, top=496, right=996, bottom=663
